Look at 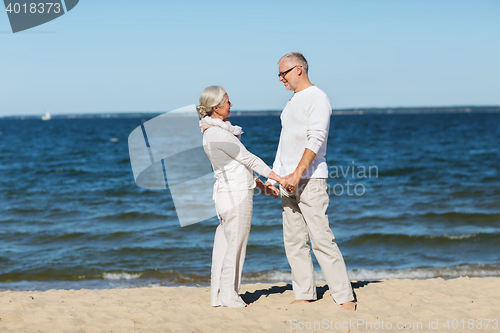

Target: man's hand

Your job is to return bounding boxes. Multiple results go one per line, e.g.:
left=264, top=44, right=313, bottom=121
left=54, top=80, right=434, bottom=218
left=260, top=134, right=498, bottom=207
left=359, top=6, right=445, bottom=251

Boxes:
left=282, top=148, right=317, bottom=193
left=264, top=182, right=280, bottom=198
left=282, top=171, right=301, bottom=193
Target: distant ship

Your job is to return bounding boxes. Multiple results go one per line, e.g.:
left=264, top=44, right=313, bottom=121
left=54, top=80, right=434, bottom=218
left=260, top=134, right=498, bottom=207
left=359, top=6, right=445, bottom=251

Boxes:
left=41, top=112, right=51, bottom=121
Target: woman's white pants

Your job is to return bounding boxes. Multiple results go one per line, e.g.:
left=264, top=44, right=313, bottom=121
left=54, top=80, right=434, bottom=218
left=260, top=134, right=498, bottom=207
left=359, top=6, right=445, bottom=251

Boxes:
left=210, top=189, right=253, bottom=308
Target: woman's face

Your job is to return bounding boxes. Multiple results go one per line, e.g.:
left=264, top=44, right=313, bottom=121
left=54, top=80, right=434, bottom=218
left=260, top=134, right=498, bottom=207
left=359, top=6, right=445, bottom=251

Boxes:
left=213, top=94, right=232, bottom=120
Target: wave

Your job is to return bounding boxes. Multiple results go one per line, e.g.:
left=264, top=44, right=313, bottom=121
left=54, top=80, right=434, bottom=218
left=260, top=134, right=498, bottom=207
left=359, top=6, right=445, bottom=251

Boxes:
left=244, top=265, right=500, bottom=282
left=377, top=166, right=427, bottom=177
left=50, top=168, right=87, bottom=174
left=347, top=231, right=500, bottom=246
left=95, top=211, right=172, bottom=221
left=418, top=211, right=500, bottom=223
left=1, top=264, right=499, bottom=291
left=338, top=211, right=500, bottom=230
left=102, top=272, right=142, bottom=280
left=347, top=265, right=500, bottom=280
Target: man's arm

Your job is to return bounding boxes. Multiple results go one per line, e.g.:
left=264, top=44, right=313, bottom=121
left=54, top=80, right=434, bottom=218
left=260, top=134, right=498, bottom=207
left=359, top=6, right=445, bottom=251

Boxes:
left=282, top=148, right=316, bottom=192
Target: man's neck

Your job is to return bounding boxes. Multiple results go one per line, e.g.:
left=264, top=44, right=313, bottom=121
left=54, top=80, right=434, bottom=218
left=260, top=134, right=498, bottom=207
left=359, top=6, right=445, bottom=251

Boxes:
left=294, top=80, right=314, bottom=93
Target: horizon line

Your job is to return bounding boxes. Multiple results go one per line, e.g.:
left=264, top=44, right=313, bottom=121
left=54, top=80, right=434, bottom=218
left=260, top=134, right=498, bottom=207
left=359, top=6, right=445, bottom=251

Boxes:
left=1, top=104, right=500, bottom=119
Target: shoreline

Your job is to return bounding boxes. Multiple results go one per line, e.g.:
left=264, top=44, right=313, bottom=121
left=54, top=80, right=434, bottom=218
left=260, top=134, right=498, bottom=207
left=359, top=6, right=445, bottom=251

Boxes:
left=1, top=277, right=499, bottom=332
left=3, top=264, right=500, bottom=292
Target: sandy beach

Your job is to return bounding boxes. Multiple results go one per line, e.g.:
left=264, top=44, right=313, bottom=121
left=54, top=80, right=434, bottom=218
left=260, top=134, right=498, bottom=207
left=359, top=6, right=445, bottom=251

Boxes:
left=1, top=277, right=499, bottom=332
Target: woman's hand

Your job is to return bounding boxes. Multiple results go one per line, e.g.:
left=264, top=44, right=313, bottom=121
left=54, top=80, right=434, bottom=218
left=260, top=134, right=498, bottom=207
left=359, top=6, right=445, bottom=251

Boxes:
left=263, top=183, right=280, bottom=198
left=256, top=178, right=280, bottom=198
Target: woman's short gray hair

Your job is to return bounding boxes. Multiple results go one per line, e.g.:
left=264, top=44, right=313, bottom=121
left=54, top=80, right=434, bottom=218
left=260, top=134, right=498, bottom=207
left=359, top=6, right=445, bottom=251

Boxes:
left=196, top=86, right=227, bottom=118
left=279, top=52, right=308, bottom=74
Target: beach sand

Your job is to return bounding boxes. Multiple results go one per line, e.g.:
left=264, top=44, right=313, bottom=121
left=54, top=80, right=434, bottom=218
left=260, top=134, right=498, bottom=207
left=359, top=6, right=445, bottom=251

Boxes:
left=1, top=277, right=499, bottom=332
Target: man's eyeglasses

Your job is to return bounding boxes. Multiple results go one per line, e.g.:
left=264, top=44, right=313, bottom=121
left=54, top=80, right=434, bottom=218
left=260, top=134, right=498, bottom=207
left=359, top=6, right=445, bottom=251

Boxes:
left=278, top=65, right=297, bottom=79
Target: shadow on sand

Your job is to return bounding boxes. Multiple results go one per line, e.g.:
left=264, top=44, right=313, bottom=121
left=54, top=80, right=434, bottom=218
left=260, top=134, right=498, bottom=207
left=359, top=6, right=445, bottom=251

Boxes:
left=241, top=281, right=381, bottom=305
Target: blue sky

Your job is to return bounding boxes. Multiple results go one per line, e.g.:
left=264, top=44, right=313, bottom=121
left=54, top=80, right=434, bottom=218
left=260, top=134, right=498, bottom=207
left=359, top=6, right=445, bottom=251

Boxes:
left=1, top=0, right=499, bottom=116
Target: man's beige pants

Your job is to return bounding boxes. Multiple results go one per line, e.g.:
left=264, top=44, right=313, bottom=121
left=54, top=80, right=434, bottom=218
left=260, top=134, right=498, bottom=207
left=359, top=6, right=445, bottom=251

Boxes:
left=281, top=178, right=354, bottom=304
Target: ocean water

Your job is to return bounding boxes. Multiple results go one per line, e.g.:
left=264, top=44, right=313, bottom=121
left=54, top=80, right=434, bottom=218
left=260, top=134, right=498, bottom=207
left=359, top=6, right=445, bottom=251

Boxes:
left=0, top=113, right=499, bottom=291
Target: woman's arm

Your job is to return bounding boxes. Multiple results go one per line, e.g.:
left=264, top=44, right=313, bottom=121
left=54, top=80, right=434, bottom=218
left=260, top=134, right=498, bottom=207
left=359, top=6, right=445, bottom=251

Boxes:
left=214, top=130, right=273, bottom=178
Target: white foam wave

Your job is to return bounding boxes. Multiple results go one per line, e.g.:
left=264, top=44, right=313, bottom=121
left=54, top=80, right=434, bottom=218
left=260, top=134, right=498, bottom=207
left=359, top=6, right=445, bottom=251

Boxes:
left=444, top=233, right=478, bottom=240
left=102, top=272, right=142, bottom=280
left=349, top=266, right=500, bottom=280
left=243, top=270, right=292, bottom=282
left=242, top=265, right=500, bottom=283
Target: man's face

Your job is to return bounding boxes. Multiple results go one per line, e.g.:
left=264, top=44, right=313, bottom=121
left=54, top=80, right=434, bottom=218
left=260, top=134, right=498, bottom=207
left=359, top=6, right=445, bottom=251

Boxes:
left=278, top=60, right=298, bottom=91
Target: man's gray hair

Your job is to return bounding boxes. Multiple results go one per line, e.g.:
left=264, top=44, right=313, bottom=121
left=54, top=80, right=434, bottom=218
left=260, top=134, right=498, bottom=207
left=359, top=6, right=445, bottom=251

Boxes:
left=279, top=52, right=309, bottom=74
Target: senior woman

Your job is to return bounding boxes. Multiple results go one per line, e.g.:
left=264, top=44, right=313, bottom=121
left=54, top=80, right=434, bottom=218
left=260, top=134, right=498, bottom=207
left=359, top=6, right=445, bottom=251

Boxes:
left=197, top=86, right=282, bottom=308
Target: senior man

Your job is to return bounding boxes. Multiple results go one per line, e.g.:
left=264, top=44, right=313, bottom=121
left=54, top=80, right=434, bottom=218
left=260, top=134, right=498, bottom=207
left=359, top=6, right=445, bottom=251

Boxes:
left=265, top=52, right=356, bottom=310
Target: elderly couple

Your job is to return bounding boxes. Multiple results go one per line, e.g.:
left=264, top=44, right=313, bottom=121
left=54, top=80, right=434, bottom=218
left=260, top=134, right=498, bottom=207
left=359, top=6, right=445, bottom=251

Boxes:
left=196, top=52, right=356, bottom=310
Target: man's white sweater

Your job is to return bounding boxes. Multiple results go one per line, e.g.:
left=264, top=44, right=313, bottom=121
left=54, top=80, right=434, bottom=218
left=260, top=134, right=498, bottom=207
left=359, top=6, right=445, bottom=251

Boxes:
left=270, top=86, right=331, bottom=184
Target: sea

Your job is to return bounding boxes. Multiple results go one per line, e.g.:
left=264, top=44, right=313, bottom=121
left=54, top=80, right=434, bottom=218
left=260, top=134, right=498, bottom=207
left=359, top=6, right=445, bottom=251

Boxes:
left=0, top=112, right=499, bottom=291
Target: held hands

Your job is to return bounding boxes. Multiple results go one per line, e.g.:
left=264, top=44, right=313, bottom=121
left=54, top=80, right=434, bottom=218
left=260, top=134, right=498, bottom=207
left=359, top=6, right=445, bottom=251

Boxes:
left=264, top=170, right=301, bottom=195
left=281, top=171, right=301, bottom=193
left=262, top=182, right=280, bottom=198
left=264, top=171, right=289, bottom=198
left=256, top=177, right=280, bottom=199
